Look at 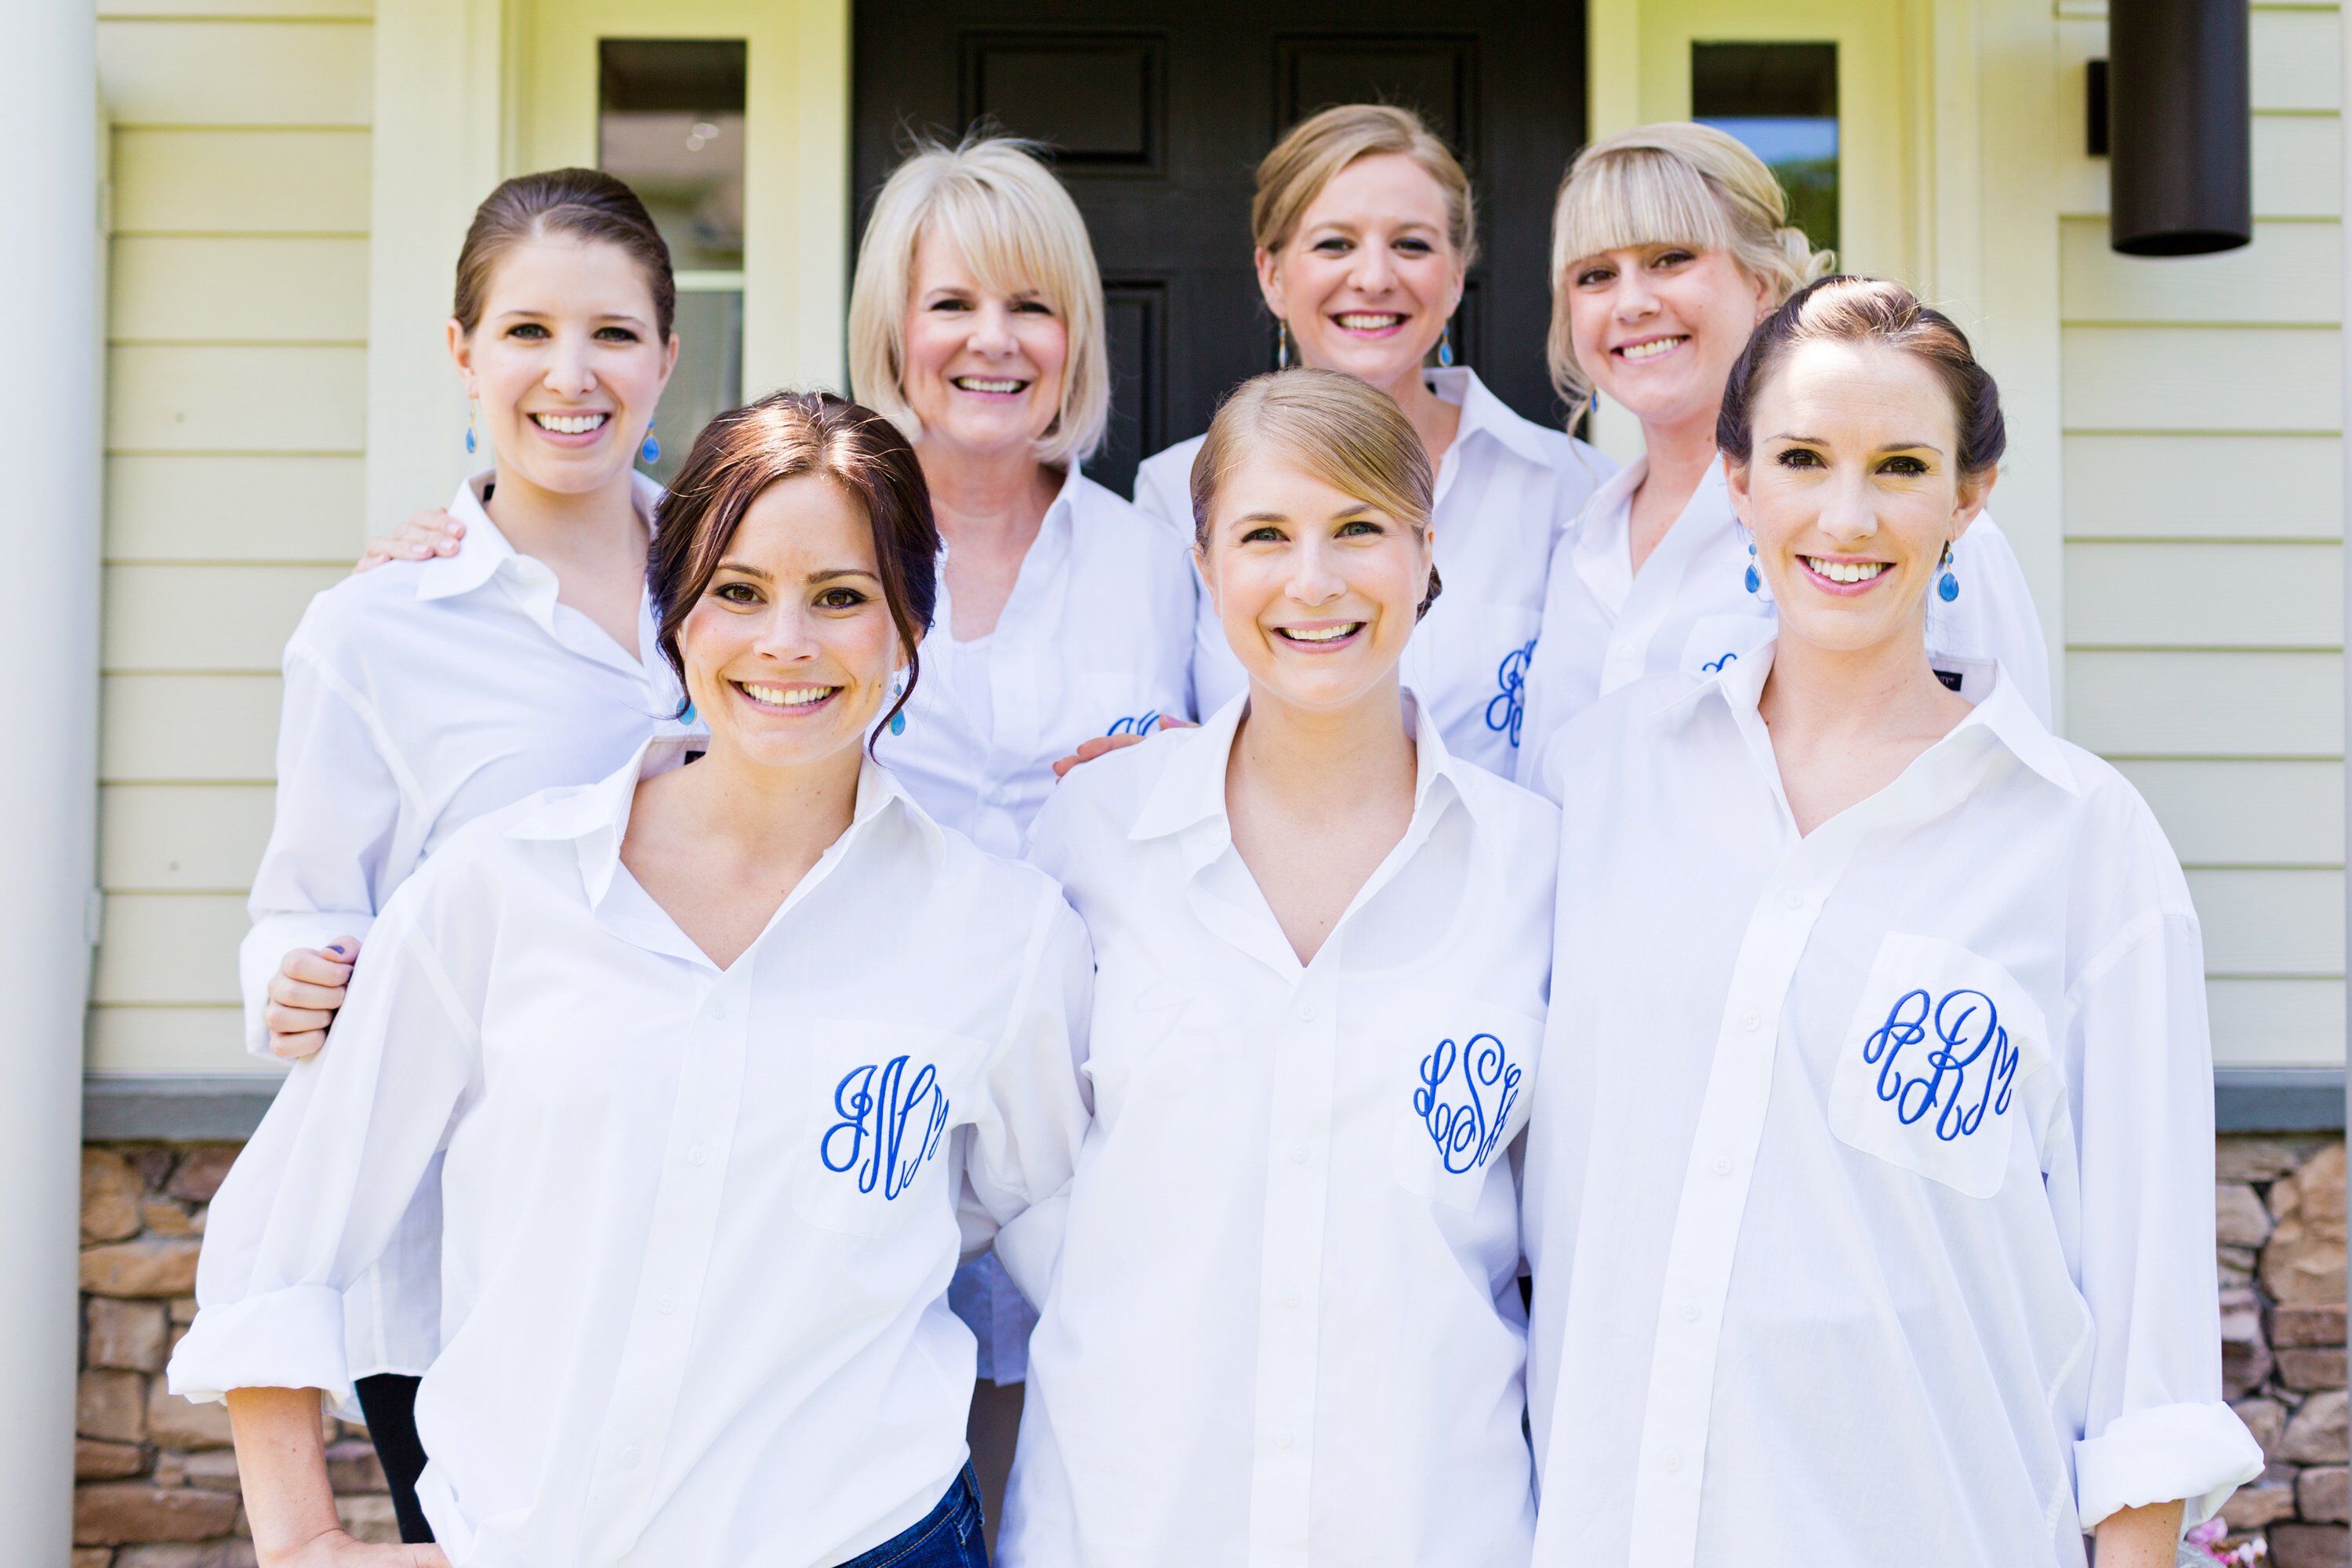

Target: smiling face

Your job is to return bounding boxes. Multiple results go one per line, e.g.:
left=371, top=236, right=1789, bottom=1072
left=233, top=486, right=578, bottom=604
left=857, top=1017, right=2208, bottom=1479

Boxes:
left=1197, top=448, right=1432, bottom=713
left=680, top=473, right=909, bottom=772
left=1563, top=242, right=1769, bottom=432
left=1726, top=338, right=1992, bottom=659
left=1259, top=154, right=1465, bottom=397
left=898, top=227, right=1070, bottom=462
left=448, top=236, right=678, bottom=495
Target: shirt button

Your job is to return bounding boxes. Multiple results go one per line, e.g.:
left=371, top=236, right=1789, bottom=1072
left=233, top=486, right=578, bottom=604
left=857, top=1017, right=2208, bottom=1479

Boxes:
left=1682, top=1303, right=1701, bottom=1323
left=1663, top=1454, right=1682, bottom=1475
left=1712, top=1155, right=1732, bottom=1177
left=709, top=997, right=731, bottom=1021
left=687, top=1142, right=708, bottom=1167
left=620, top=1443, right=641, bottom=1468
left=1275, top=1432, right=1294, bottom=1450
left=1281, top=1290, right=1301, bottom=1308
left=1782, top=890, right=1804, bottom=911
left=658, top=1294, right=677, bottom=1315
left=1290, top=1146, right=1311, bottom=1166
left=1740, top=1011, right=1762, bottom=1033
left=1296, top=999, right=1318, bottom=1022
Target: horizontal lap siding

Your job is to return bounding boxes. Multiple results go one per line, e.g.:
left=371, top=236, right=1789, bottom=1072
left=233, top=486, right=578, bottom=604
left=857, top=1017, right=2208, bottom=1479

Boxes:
left=95, top=5, right=368, bottom=1076
left=2059, top=2, right=2345, bottom=1069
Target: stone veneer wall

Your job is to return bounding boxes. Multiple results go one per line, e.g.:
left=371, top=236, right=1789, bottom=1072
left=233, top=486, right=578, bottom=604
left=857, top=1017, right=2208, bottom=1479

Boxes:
left=71, top=1134, right=2352, bottom=1564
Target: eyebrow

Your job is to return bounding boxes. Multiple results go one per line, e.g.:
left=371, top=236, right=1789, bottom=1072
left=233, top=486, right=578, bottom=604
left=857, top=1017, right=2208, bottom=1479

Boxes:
left=490, top=309, right=650, bottom=327
left=1769, top=431, right=1947, bottom=456
left=1229, top=504, right=1381, bottom=528
left=713, top=561, right=883, bottom=585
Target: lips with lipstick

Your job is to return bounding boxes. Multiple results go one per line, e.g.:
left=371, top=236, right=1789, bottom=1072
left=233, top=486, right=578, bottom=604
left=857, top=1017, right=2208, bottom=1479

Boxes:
left=1797, top=554, right=1891, bottom=593
left=530, top=412, right=610, bottom=434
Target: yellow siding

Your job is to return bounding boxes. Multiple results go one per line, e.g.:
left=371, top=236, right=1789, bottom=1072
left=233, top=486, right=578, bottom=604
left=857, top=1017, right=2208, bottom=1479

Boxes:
left=94, top=5, right=367, bottom=1076
left=2059, top=1, right=2345, bottom=1070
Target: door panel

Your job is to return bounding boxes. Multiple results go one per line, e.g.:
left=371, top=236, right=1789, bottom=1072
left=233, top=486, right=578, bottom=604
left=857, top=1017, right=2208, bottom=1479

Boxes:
left=856, top=4, right=1588, bottom=495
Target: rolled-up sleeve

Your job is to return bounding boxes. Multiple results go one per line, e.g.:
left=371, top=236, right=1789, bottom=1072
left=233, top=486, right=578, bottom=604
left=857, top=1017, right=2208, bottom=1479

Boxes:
left=171, top=896, right=478, bottom=1406
left=240, top=634, right=413, bottom=1056
left=963, top=879, right=1095, bottom=1308
left=2068, top=907, right=2263, bottom=1528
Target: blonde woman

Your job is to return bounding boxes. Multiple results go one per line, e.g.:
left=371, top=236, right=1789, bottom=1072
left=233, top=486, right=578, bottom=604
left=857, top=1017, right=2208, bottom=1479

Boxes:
left=1006, top=371, right=1559, bottom=1566
left=1513, top=123, right=2051, bottom=782
left=1129, top=104, right=1611, bottom=778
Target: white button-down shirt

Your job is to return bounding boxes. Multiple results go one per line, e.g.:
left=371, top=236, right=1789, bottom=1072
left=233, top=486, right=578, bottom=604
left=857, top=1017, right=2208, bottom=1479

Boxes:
left=1001, top=692, right=1559, bottom=1568
left=1515, top=456, right=2053, bottom=783
left=889, top=464, right=1197, bottom=858
left=1521, top=647, right=2260, bottom=1566
left=1134, top=367, right=1613, bottom=778
left=174, top=738, right=1094, bottom=1568
left=240, top=471, right=676, bottom=1383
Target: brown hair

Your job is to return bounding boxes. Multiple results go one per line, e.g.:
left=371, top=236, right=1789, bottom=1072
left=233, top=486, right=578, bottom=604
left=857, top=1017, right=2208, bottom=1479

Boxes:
left=1253, top=103, right=1478, bottom=269
left=452, top=169, right=678, bottom=341
left=1189, top=368, right=1442, bottom=619
left=649, top=392, right=939, bottom=744
left=1718, top=276, right=2006, bottom=481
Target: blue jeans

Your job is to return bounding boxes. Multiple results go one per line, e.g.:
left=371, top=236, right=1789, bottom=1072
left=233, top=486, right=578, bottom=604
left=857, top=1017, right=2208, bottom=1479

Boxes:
left=836, top=1467, right=988, bottom=1568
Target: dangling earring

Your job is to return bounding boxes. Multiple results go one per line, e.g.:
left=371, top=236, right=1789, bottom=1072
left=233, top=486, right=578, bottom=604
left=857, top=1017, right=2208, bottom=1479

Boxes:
left=1743, top=529, right=1761, bottom=595
left=464, top=398, right=477, bottom=456
left=1276, top=320, right=1290, bottom=371
left=1937, top=541, right=1960, bottom=602
left=1436, top=322, right=1454, bottom=369
left=640, top=426, right=661, bottom=465
left=887, top=674, right=906, bottom=736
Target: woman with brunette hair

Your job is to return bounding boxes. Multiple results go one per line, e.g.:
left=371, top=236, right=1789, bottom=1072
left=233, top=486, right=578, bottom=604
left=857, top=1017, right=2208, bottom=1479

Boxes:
left=172, top=391, right=1092, bottom=1568
left=1128, top=103, right=1611, bottom=777
left=1004, top=370, right=1558, bottom=1566
left=238, top=166, right=684, bottom=1537
left=1521, top=279, right=2258, bottom=1564
left=1514, top=123, right=2050, bottom=779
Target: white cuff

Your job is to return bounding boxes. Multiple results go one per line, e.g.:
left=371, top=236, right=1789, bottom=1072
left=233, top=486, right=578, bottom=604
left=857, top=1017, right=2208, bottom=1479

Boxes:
left=166, top=1284, right=353, bottom=1406
left=2076, top=1400, right=2265, bottom=1529
left=240, top=912, right=377, bottom=1058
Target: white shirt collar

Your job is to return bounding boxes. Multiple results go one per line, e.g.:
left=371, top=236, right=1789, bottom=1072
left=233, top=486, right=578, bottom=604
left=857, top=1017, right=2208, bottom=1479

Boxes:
left=1426, top=365, right=1565, bottom=471
left=419, top=469, right=666, bottom=603
left=1127, top=687, right=1475, bottom=844
left=507, top=733, right=948, bottom=908
left=1680, top=637, right=2080, bottom=798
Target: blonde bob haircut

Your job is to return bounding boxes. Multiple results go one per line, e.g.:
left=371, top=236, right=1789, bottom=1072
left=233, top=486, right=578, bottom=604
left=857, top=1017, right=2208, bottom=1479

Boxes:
left=1546, top=121, right=1835, bottom=406
left=848, top=132, right=1111, bottom=467
left=1253, top=103, right=1479, bottom=269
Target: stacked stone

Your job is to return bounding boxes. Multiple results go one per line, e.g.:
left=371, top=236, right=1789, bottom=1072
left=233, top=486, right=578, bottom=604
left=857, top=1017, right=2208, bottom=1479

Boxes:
left=2215, top=1136, right=2350, bottom=1568
left=73, top=1143, right=397, bottom=1568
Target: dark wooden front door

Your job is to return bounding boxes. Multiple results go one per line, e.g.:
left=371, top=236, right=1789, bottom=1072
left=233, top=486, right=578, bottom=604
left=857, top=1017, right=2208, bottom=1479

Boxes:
left=853, top=3, right=1589, bottom=495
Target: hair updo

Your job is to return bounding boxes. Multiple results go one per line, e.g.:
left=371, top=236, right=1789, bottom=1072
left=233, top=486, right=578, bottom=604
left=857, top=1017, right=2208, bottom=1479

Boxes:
left=1717, top=275, right=2006, bottom=481
left=452, top=169, right=677, bottom=341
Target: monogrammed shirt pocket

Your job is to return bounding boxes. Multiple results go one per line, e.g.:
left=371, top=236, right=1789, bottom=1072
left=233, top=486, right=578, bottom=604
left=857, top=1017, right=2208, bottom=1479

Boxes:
left=793, top=1019, right=978, bottom=1238
left=1678, top=613, right=1769, bottom=681
left=1827, top=935, right=2050, bottom=1198
left=1390, top=1000, right=1544, bottom=1212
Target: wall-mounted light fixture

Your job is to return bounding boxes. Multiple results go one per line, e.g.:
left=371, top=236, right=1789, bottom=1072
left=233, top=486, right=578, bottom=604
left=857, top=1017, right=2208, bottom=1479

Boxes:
left=2105, top=0, right=2252, bottom=255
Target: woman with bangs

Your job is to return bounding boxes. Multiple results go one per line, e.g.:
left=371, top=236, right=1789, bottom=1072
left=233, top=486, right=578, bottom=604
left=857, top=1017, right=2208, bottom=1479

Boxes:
left=1122, top=103, right=1613, bottom=779
left=1512, top=123, right=2051, bottom=786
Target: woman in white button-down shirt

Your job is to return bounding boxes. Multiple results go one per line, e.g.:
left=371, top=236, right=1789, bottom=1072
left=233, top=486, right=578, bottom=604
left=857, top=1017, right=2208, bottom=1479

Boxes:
left=1004, top=369, right=1559, bottom=1568
left=1130, top=104, right=1612, bottom=778
left=1515, top=124, right=2050, bottom=779
left=173, top=392, right=1094, bottom=1568
left=1521, top=278, right=2259, bottom=1566
left=245, top=169, right=686, bottom=1541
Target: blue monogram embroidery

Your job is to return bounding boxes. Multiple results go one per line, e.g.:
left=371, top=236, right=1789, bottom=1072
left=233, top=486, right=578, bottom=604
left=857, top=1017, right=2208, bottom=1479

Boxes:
left=1105, top=710, right=1163, bottom=738
left=1700, top=650, right=1740, bottom=673
left=1860, top=988, right=2020, bottom=1142
left=1486, top=637, right=1537, bottom=746
left=1414, top=1033, right=1522, bottom=1174
left=820, top=1055, right=951, bottom=1200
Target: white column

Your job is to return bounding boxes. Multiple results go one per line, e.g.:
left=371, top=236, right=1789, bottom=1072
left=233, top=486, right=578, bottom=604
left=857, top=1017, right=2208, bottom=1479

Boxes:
left=0, top=0, right=101, bottom=1560
left=2339, top=0, right=2352, bottom=1259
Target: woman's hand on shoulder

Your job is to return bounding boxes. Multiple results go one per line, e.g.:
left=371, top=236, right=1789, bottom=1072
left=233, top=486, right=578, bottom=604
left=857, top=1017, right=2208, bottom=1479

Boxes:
left=263, top=938, right=359, bottom=1061
left=354, top=510, right=465, bottom=574
left=1049, top=715, right=1195, bottom=779
left=261, top=1529, right=448, bottom=1568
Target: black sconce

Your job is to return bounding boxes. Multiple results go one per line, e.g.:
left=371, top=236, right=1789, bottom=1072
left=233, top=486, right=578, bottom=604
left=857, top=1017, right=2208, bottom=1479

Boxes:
left=2104, top=0, right=2252, bottom=255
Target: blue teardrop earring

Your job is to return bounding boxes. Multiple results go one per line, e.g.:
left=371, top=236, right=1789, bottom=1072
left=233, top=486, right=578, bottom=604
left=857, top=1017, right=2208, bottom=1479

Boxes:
left=464, top=399, right=477, bottom=456
left=640, top=427, right=660, bottom=465
left=1744, top=536, right=1761, bottom=595
left=1937, top=541, right=1961, bottom=602
left=1436, top=323, right=1454, bottom=369
left=887, top=675, right=906, bottom=736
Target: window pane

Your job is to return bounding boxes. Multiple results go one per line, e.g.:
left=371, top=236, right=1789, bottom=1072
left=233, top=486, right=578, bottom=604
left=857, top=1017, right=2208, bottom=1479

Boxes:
left=1691, top=42, right=1839, bottom=255
left=598, top=38, right=746, bottom=270
left=599, top=39, right=746, bottom=484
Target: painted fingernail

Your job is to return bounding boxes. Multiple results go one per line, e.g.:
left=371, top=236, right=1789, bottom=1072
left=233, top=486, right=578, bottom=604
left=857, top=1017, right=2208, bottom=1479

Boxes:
left=326, top=944, right=347, bottom=956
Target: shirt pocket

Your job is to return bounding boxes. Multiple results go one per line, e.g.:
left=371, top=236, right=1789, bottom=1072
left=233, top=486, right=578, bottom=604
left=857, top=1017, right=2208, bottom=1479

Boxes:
left=793, top=1018, right=981, bottom=1239
left=1826, top=934, right=2050, bottom=1199
left=1676, top=612, right=1770, bottom=680
left=1410, top=601, right=1542, bottom=754
left=1067, top=667, right=1192, bottom=746
left=1387, top=993, right=1546, bottom=1213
